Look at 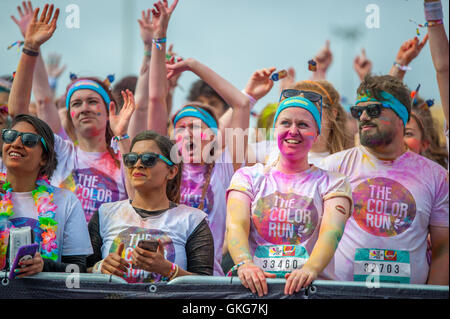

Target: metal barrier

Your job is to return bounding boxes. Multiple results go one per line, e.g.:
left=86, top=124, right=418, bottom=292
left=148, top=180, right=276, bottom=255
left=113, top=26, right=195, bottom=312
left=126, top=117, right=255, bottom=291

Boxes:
left=0, top=272, right=448, bottom=299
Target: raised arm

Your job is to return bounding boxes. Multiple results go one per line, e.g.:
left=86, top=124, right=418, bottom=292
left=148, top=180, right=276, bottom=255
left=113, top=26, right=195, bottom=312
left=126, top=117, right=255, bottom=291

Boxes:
left=147, top=0, right=178, bottom=136
left=425, top=0, right=449, bottom=126
left=8, top=4, right=59, bottom=117
left=389, top=35, right=429, bottom=81
left=353, top=48, right=373, bottom=82
left=128, top=9, right=154, bottom=140
left=311, top=40, right=333, bottom=81
left=167, top=58, right=250, bottom=171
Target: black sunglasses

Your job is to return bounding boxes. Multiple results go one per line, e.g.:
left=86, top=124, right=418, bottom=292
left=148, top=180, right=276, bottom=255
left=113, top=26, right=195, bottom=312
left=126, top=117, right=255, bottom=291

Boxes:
left=350, top=104, right=383, bottom=120
left=1, top=129, right=48, bottom=150
left=123, top=152, right=174, bottom=168
left=279, top=89, right=323, bottom=104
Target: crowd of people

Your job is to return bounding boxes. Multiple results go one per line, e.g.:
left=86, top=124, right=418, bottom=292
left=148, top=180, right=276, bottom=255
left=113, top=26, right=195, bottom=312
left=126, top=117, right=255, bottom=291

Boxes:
left=0, top=0, right=448, bottom=297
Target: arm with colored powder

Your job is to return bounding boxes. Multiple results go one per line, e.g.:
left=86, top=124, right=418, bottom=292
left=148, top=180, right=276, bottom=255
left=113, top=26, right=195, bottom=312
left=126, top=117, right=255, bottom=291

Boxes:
left=8, top=4, right=60, bottom=118
left=147, top=0, right=178, bottom=136
left=226, top=191, right=276, bottom=297
left=284, top=196, right=351, bottom=295
left=389, top=35, right=429, bottom=81
left=427, top=225, right=449, bottom=285
left=424, top=0, right=449, bottom=126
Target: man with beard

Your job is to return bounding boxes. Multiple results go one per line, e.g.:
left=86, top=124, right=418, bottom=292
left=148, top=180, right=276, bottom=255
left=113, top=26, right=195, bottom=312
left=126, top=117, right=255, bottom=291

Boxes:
left=319, top=74, right=448, bottom=285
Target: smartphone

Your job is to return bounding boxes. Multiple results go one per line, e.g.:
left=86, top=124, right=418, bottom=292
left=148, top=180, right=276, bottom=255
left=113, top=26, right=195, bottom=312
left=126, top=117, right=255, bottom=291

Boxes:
left=138, top=239, right=159, bottom=252
left=8, top=243, right=39, bottom=279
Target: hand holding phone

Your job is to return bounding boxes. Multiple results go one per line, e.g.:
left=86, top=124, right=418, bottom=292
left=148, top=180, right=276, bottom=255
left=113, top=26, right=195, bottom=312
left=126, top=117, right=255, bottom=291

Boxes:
left=9, top=243, right=39, bottom=279
left=138, top=239, right=159, bottom=252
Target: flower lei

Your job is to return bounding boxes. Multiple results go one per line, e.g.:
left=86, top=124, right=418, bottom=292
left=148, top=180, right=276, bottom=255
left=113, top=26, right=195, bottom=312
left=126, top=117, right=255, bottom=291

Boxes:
left=0, top=173, right=59, bottom=260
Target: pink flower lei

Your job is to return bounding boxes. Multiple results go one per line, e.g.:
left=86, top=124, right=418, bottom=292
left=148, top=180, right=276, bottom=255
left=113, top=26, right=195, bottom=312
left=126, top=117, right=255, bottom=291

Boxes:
left=0, top=173, right=59, bottom=260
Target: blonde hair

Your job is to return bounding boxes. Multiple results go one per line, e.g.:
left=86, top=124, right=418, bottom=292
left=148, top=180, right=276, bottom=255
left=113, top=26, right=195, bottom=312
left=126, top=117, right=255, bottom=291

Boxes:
left=292, top=80, right=351, bottom=154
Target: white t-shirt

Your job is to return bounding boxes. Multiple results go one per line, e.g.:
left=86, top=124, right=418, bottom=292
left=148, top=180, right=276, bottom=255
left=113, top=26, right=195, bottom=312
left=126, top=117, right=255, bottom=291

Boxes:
left=248, top=140, right=330, bottom=166
left=50, top=134, right=127, bottom=223
left=319, top=146, right=449, bottom=284
left=98, top=200, right=207, bottom=283
left=227, top=163, right=352, bottom=279
left=8, top=187, right=93, bottom=261
left=179, top=149, right=235, bottom=276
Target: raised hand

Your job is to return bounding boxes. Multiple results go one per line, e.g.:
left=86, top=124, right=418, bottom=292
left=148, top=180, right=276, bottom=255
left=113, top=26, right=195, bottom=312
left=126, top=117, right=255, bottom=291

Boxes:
left=167, top=44, right=182, bottom=90
left=11, top=1, right=34, bottom=37
left=166, top=57, right=192, bottom=80
left=151, top=0, right=179, bottom=38
left=395, top=35, right=429, bottom=66
left=109, top=89, right=136, bottom=137
left=24, top=3, right=60, bottom=51
left=138, top=9, right=154, bottom=46
left=353, top=48, right=373, bottom=81
left=244, top=67, right=276, bottom=101
left=46, top=53, right=66, bottom=79
left=315, top=40, right=333, bottom=73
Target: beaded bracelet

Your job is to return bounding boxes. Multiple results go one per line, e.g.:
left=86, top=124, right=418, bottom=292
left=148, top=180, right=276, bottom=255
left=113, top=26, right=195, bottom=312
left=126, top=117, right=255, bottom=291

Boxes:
left=113, top=134, right=130, bottom=142
left=111, top=134, right=129, bottom=154
left=153, top=37, right=167, bottom=50
left=226, top=260, right=252, bottom=277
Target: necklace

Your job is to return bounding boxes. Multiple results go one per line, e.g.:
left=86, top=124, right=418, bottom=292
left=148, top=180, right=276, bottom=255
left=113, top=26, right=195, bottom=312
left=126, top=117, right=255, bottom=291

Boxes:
left=0, top=173, right=59, bottom=261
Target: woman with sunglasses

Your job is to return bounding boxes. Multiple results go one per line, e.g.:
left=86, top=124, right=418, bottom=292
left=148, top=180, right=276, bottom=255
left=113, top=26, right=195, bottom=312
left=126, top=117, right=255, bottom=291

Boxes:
left=260, top=81, right=352, bottom=167
left=226, top=93, right=353, bottom=296
left=86, top=131, right=214, bottom=283
left=146, top=1, right=250, bottom=276
left=1, top=114, right=92, bottom=277
left=7, top=4, right=133, bottom=223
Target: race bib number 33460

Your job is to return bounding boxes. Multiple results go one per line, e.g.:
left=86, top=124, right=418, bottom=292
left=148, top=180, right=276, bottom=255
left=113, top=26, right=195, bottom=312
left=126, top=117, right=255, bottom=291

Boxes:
left=253, top=245, right=309, bottom=277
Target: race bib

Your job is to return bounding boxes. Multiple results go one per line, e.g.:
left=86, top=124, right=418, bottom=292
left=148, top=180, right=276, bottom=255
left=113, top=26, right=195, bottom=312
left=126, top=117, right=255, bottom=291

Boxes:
left=253, top=245, right=309, bottom=278
left=353, top=248, right=411, bottom=284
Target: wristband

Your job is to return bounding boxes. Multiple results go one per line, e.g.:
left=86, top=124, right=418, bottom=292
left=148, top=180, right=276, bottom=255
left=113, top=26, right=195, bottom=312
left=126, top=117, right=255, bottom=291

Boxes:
left=22, top=47, right=39, bottom=57
left=152, top=37, right=167, bottom=50
left=424, top=1, right=443, bottom=22
left=144, top=50, right=151, bottom=57
left=226, top=259, right=252, bottom=277
left=92, top=260, right=104, bottom=274
left=241, top=90, right=257, bottom=108
left=48, top=77, right=58, bottom=90
left=169, top=264, right=179, bottom=281
left=393, top=61, right=412, bottom=72
left=111, top=134, right=129, bottom=154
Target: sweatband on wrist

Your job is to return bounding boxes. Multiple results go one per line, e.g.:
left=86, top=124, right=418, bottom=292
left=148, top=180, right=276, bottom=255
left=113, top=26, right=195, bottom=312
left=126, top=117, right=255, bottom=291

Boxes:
left=65, top=79, right=111, bottom=110
left=424, top=1, right=443, bottom=21
left=356, top=90, right=410, bottom=126
left=241, top=90, right=257, bottom=108
left=22, top=47, right=39, bottom=57
left=48, top=77, right=57, bottom=90
left=272, top=96, right=322, bottom=133
left=173, top=105, right=219, bottom=134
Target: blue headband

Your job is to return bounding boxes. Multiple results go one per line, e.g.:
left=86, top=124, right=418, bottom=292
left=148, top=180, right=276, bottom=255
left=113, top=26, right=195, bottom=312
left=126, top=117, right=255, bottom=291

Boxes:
left=273, top=96, right=322, bottom=133
left=356, top=91, right=409, bottom=126
left=65, top=80, right=111, bottom=110
left=173, top=106, right=218, bottom=134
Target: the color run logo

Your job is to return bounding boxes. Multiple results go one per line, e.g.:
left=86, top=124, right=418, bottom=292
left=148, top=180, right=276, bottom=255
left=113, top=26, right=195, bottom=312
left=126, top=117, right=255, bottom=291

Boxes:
left=353, top=178, right=416, bottom=237
left=253, top=192, right=318, bottom=244
left=110, top=227, right=175, bottom=284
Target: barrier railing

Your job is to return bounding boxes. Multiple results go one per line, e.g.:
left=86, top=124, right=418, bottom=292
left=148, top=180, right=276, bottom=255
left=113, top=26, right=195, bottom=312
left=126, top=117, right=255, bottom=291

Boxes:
left=0, top=272, right=448, bottom=299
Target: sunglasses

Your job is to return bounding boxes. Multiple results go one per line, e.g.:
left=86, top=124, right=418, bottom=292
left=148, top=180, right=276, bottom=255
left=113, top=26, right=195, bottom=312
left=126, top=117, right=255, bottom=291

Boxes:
left=123, top=152, right=174, bottom=168
left=1, top=129, right=48, bottom=151
left=279, top=89, right=323, bottom=104
left=350, top=104, right=385, bottom=120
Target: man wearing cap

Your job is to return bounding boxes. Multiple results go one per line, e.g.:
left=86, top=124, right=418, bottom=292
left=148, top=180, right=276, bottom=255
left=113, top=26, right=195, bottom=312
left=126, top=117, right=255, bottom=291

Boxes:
left=319, top=74, right=448, bottom=285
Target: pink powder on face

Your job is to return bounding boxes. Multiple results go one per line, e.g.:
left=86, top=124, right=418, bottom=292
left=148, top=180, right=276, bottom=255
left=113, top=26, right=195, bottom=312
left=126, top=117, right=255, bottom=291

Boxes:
left=405, top=137, right=421, bottom=154
left=71, top=111, right=76, bottom=118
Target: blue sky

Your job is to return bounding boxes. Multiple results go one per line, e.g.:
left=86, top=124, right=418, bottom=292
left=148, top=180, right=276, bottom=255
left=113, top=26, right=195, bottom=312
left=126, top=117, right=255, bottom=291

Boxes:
left=0, top=0, right=448, bottom=119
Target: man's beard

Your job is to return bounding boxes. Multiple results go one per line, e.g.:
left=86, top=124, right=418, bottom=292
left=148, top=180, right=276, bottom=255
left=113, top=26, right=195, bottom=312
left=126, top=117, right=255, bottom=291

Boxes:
left=359, top=121, right=394, bottom=148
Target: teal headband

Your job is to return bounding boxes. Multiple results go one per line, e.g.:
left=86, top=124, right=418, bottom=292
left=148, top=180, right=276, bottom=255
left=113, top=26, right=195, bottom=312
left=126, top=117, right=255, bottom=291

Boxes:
left=66, top=80, right=111, bottom=110
left=356, top=91, right=409, bottom=126
left=173, top=106, right=218, bottom=134
left=272, top=96, right=322, bottom=133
